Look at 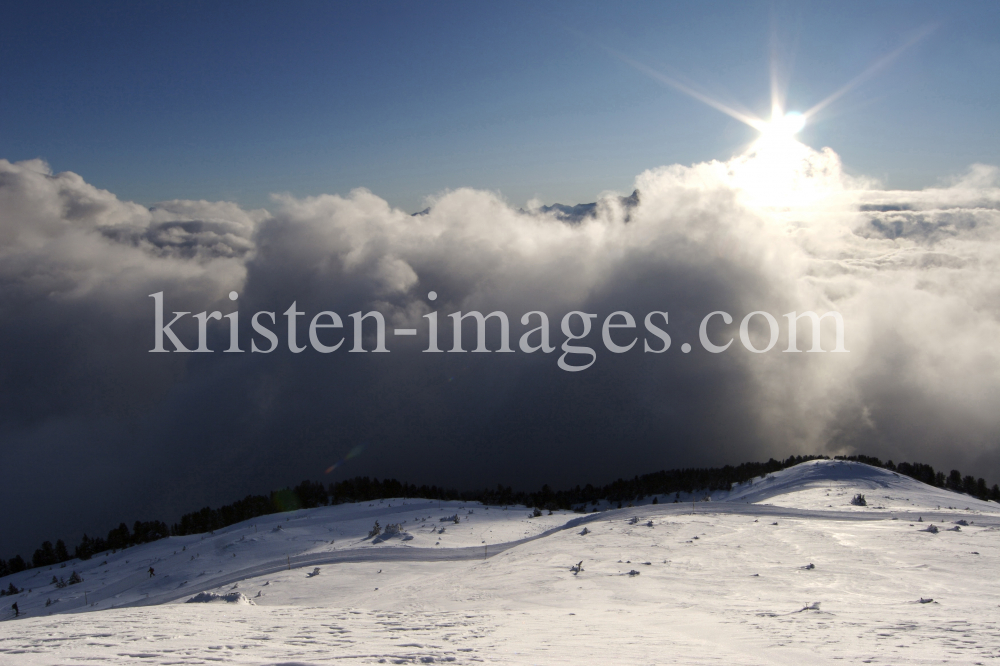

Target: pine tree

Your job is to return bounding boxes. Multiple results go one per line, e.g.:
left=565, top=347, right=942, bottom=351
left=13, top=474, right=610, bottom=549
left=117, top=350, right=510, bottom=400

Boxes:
left=8, top=555, right=26, bottom=573
left=32, top=541, right=57, bottom=568
left=75, top=535, right=94, bottom=561
left=54, top=540, right=69, bottom=563
left=107, top=523, right=130, bottom=550
left=963, top=475, right=977, bottom=496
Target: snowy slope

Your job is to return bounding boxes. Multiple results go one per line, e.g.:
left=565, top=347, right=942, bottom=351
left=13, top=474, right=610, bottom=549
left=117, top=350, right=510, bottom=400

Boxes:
left=0, top=497, right=583, bottom=617
left=1, top=460, right=999, bottom=665
left=718, top=459, right=1000, bottom=513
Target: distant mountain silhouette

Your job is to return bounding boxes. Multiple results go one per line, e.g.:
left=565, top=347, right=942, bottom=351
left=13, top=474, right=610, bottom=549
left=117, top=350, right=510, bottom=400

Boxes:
left=412, top=190, right=640, bottom=222
left=533, top=189, right=640, bottom=223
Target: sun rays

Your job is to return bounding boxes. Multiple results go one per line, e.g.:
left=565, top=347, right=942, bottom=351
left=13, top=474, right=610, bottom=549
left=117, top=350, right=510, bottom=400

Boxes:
left=610, top=24, right=935, bottom=182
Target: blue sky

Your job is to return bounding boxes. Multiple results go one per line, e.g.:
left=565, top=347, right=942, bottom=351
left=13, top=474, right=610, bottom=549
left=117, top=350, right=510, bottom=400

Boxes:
left=2, top=0, right=998, bottom=211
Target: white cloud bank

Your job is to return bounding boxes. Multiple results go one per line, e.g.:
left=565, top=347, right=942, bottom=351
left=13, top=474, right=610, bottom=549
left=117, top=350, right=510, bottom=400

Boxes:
left=1, top=144, right=999, bottom=552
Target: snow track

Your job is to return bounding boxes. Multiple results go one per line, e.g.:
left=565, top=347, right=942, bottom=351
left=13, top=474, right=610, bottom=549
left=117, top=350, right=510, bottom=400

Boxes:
left=3, top=461, right=1000, bottom=664
left=119, top=513, right=603, bottom=609
left=82, top=503, right=1000, bottom=613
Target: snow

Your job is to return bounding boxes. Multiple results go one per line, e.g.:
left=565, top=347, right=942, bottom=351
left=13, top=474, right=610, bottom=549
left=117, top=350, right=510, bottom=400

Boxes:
left=1, top=460, right=999, bottom=664
left=718, top=459, right=1000, bottom=513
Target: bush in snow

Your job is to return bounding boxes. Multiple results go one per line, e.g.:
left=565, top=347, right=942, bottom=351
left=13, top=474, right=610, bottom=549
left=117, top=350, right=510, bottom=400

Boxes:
left=186, top=592, right=255, bottom=605
left=68, top=572, right=83, bottom=585
left=373, top=523, right=409, bottom=544
left=532, top=507, right=542, bottom=518
left=368, top=521, right=382, bottom=538
left=921, top=524, right=939, bottom=533
left=850, top=494, right=867, bottom=506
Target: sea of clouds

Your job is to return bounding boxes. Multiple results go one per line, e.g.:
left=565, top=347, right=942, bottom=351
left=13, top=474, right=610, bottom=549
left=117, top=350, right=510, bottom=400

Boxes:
left=1, top=144, right=998, bottom=554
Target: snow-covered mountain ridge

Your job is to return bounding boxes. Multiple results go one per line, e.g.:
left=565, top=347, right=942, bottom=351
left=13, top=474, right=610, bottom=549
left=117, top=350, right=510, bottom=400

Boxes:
left=1, top=459, right=998, bottom=664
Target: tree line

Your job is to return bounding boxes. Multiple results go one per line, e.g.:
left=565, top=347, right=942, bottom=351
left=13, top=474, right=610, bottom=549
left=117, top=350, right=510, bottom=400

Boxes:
left=2, top=453, right=999, bottom=579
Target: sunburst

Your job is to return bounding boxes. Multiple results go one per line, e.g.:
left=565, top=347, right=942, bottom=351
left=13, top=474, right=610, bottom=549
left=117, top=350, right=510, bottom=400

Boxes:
left=610, top=25, right=934, bottom=160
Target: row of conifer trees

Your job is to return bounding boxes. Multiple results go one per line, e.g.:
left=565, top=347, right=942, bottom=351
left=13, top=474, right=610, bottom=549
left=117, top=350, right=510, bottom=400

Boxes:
left=2, top=454, right=998, bottom=579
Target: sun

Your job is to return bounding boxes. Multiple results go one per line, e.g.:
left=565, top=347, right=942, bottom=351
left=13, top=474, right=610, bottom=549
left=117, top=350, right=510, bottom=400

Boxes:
left=731, top=109, right=833, bottom=209
left=609, top=29, right=933, bottom=208
left=612, top=26, right=931, bottom=159
left=751, top=110, right=807, bottom=157
left=762, top=111, right=806, bottom=142
left=750, top=110, right=808, bottom=162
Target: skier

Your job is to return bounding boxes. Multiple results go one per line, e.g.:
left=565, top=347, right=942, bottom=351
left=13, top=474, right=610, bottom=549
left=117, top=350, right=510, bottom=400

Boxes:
left=11, top=602, right=18, bottom=618
left=148, top=567, right=155, bottom=578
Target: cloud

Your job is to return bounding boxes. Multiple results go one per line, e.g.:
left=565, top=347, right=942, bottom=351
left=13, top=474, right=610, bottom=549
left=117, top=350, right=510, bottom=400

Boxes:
left=1, top=146, right=999, bottom=556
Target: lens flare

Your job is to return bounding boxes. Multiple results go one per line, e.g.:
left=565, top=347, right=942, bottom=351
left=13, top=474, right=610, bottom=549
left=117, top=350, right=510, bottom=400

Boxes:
left=324, top=444, right=366, bottom=474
